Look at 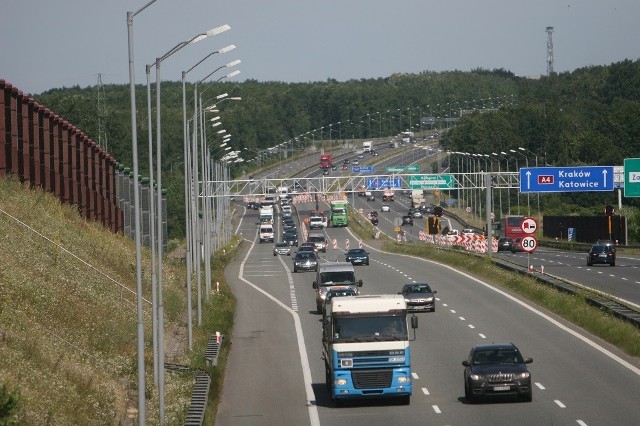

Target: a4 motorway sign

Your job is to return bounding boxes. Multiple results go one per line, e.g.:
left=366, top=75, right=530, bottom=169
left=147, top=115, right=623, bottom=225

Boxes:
left=520, top=166, right=614, bottom=193
left=365, top=177, right=403, bottom=189
left=351, top=165, right=374, bottom=174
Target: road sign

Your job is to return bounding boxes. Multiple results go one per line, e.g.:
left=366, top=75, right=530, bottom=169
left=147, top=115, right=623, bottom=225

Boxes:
left=521, top=236, right=538, bottom=253
left=352, top=165, right=374, bottom=174
left=520, top=166, right=614, bottom=193
left=366, top=177, right=402, bottom=189
left=406, top=165, right=420, bottom=173
left=521, top=217, right=537, bottom=234
left=624, top=158, right=640, bottom=197
left=408, top=174, right=455, bottom=189
left=345, top=239, right=350, bottom=250
left=386, top=166, right=405, bottom=173
left=394, top=226, right=401, bottom=233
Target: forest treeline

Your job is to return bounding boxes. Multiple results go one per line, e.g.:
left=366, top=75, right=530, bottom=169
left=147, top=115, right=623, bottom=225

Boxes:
left=32, top=60, right=640, bottom=241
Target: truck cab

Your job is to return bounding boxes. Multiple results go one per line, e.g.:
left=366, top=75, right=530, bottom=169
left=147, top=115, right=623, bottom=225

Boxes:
left=330, top=200, right=348, bottom=227
left=322, top=294, right=418, bottom=406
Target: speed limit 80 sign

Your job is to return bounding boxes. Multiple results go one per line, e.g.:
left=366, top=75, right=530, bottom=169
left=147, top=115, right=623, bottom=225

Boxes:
left=521, top=236, right=538, bottom=253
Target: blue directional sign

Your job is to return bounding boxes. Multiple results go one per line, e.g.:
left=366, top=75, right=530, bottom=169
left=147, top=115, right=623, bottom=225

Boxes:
left=365, top=177, right=402, bottom=189
left=520, top=166, right=614, bottom=193
left=351, top=165, right=374, bottom=174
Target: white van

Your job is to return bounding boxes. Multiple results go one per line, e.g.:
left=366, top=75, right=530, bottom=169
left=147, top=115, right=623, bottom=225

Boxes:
left=259, top=224, right=274, bottom=243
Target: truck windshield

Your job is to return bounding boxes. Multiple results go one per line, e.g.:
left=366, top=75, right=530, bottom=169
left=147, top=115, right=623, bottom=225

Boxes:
left=333, top=315, right=407, bottom=342
left=320, top=271, right=355, bottom=285
left=332, top=208, right=345, bottom=214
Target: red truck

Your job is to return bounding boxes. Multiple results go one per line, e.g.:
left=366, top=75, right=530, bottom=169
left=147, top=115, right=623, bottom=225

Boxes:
left=320, top=153, right=333, bottom=169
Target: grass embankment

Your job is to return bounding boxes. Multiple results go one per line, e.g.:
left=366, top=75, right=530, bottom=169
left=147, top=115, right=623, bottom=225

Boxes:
left=0, top=175, right=237, bottom=425
left=348, top=209, right=640, bottom=358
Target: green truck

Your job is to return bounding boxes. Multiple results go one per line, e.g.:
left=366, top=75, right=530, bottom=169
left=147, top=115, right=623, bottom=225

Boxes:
left=330, top=200, right=349, bottom=227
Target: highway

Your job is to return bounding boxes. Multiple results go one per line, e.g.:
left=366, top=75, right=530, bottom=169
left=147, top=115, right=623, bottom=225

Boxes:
left=216, top=197, right=640, bottom=425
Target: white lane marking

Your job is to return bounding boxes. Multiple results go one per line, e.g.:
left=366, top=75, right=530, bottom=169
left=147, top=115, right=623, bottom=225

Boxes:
left=422, top=387, right=430, bottom=395
left=239, top=237, right=320, bottom=426
left=432, top=405, right=441, bottom=414
left=412, top=372, right=419, bottom=379
left=479, top=334, right=487, bottom=339
left=450, top=309, right=457, bottom=314
left=535, top=382, right=545, bottom=390
left=459, top=316, right=465, bottom=321
left=577, top=420, right=588, bottom=426
left=442, top=303, right=448, bottom=307
left=234, top=205, right=246, bottom=235
left=468, top=324, right=475, bottom=329
left=555, top=400, right=566, bottom=408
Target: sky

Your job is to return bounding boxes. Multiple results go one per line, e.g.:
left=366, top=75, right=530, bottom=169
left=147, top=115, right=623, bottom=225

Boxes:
left=1, top=0, right=639, bottom=96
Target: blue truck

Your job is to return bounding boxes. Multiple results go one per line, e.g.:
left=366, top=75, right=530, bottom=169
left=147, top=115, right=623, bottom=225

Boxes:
left=322, top=294, right=418, bottom=406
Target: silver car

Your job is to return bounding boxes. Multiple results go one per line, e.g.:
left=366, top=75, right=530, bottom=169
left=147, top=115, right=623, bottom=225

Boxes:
left=273, top=242, right=291, bottom=256
left=399, top=283, right=437, bottom=312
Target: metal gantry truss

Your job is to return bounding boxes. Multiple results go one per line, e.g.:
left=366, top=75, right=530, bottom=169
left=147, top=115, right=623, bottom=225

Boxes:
left=202, top=172, right=522, bottom=198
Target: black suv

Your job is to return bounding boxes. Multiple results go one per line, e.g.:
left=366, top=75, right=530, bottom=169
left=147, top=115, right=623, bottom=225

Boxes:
left=462, top=342, right=533, bottom=403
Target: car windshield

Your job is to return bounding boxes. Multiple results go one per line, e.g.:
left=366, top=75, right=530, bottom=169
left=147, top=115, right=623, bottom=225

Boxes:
left=308, top=236, right=325, bottom=243
left=296, top=252, right=316, bottom=260
left=348, top=250, right=365, bottom=255
left=405, top=284, right=431, bottom=293
left=472, top=349, right=524, bottom=365
left=320, top=271, right=355, bottom=285
left=591, top=245, right=613, bottom=253
left=333, top=315, right=407, bottom=342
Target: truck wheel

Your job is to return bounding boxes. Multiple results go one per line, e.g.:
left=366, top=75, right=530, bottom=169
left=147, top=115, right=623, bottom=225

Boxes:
left=317, top=302, right=322, bottom=314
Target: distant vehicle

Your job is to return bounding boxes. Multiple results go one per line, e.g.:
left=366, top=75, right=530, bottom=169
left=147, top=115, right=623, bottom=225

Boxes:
left=399, top=283, right=437, bottom=312
left=462, top=342, right=533, bottom=403
left=497, top=237, right=514, bottom=252
left=308, top=210, right=327, bottom=230
left=382, top=189, right=395, bottom=201
left=462, top=228, right=476, bottom=236
left=292, top=251, right=319, bottom=273
left=357, top=153, right=364, bottom=159
left=411, top=189, right=425, bottom=208
left=587, top=244, right=616, bottom=266
left=312, top=262, right=362, bottom=314
left=297, top=243, right=317, bottom=253
left=496, top=215, right=526, bottom=240
left=510, top=237, right=525, bottom=253
left=343, top=158, right=350, bottom=164
left=273, top=242, right=291, bottom=256
left=307, top=232, right=328, bottom=252
left=258, top=224, right=274, bottom=243
left=412, top=210, right=423, bottom=218
left=322, top=169, right=329, bottom=175
left=331, top=164, right=337, bottom=170
left=366, top=193, right=375, bottom=202
left=371, top=150, right=379, bottom=156
left=330, top=200, right=348, bottom=227
left=345, top=248, right=370, bottom=266
left=381, top=204, right=391, bottom=212
left=402, top=215, right=414, bottom=226
left=368, top=211, right=378, bottom=226
left=362, top=140, right=373, bottom=152
left=320, top=153, right=333, bottom=170
left=352, top=159, right=360, bottom=165
left=341, top=163, right=348, bottom=170
left=282, top=233, right=298, bottom=247
left=401, top=131, right=414, bottom=144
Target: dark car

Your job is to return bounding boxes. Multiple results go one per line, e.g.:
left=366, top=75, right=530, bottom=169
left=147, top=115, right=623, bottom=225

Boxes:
left=587, top=244, right=616, bottom=266
left=282, top=232, right=298, bottom=247
left=297, top=242, right=317, bottom=253
left=345, top=248, right=370, bottom=266
left=341, top=163, right=348, bottom=170
left=462, top=342, right=533, bottom=403
left=399, top=283, right=437, bottom=312
left=497, top=237, right=513, bottom=252
left=369, top=211, right=379, bottom=226
left=292, top=251, right=318, bottom=273
left=331, top=164, right=337, bottom=170
left=322, top=288, right=357, bottom=317
left=401, top=215, right=414, bottom=226
left=510, top=237, right=524, bottom=253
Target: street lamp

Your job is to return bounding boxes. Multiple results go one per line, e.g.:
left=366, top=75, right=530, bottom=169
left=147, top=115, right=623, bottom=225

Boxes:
left=519, top=146, right=539, bottom=219
left=153, top=23, right=230, bottom=424
left=126, top=1, right=158, bottom=422
left=500, top=151, right=512, bottom=214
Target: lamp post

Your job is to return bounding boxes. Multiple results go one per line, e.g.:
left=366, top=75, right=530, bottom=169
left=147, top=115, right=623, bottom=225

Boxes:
left=499, top=152, right=512, bottom=214
left=153, top=23, right=230, bottom=424
left=126, top=1, right=158, bottom=423
left=519, top=146, right=539, bottom=219
left=510, top=149, right=527, bottom=215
